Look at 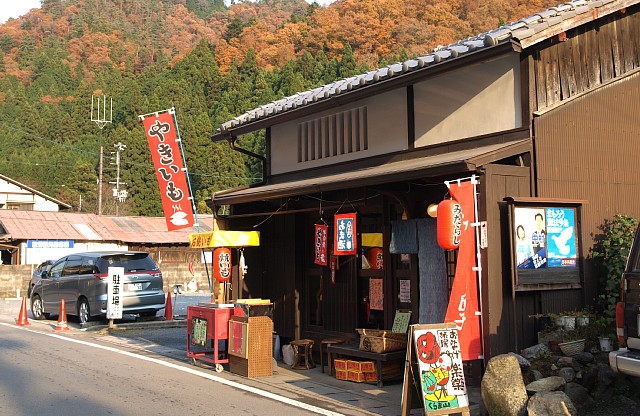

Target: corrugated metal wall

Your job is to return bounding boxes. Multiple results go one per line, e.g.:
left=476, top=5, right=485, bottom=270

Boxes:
left=534, top=71, right=640, bottom=303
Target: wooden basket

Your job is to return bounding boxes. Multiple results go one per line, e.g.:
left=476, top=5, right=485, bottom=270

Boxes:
left=359, top=334, right=407, bottom=353
left=558, top=339, right=585, bottom=356
left=356, top=328, right=407, bottom=341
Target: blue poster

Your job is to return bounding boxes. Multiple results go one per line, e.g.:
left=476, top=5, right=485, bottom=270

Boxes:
left=545, top=208, right=576, bottom=267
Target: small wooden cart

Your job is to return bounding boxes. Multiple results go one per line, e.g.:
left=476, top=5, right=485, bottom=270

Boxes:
left=187, top=303, right=235, bottom=372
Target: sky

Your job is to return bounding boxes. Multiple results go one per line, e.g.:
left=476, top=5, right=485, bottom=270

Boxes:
left=0, top=0, right=337, bottom=24
left=0, top=0, right=41, bottom=24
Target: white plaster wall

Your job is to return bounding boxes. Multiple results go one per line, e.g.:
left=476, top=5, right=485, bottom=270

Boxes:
left=414, top=54, right=522, bottom=147
left=270, top=88, right=408, bottom=175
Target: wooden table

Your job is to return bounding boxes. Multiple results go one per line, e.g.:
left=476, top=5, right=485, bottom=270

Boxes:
left=327, top=343, right=406, bottom=387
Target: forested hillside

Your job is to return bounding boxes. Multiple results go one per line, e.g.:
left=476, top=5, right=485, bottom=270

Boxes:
left=0, top=0, right=557, bottom=216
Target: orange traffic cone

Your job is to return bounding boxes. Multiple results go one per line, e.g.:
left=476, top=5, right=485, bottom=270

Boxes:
left=16, top=296, right=30, bottom=326
left=164, top=292, right=173, bottom=321
left=54, top=299, right=70, bottom=332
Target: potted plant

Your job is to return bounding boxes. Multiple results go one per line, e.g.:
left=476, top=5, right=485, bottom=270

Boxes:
left=558, top=327, right=586, bottom=356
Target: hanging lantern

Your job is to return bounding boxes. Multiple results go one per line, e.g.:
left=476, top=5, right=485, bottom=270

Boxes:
left=213, top=247, right=232, bottom=282
left=367, top=248, right=384, bottom=270
left=437, top=199, right=462, bottom=250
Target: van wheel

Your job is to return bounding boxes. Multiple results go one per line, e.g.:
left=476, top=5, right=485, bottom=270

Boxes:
left=31, top=295, right=50, bottom=320
left=78, top=299, right=90, bottom=325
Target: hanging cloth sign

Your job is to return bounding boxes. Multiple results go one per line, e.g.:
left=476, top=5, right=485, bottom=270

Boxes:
left=334, top=213, right=357, bottom=256
left=140, top=109, right=194, bottom=231
left=314, top=224, right=328, bottom=266
left=444, top=180, right=482, bottom=361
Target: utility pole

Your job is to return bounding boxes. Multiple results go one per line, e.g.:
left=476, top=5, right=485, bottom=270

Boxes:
left=110, top=142, right=128, bottom=216
left=91, top=94, right=112, bottom=215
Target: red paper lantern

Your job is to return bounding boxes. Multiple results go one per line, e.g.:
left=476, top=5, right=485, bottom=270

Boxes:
left=367, top=248, right=384, bottom=270
left=213, top=248, right=232, bottom=282
left=437, top=199, right=462, bottom=250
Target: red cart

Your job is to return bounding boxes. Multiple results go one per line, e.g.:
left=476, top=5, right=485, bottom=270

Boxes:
left=187, top=303, right=235, bottom=372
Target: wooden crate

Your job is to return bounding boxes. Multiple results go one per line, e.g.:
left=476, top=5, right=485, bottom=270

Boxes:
left=365, top=371, right=378, bottom=382
left=347, top=370, right=366, bottom=383
left=347, top=360, right=375, bottom=373
left=334, top=359, right=348, bottom=371
left=228, top=316, right=273, bottom=377
left=335, top=369, right=348, bottom=380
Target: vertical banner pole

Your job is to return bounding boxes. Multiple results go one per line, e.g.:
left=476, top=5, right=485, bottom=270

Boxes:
left=470, top=175, right=486, bottom=364
left=170, top=108, right=213, bottom=296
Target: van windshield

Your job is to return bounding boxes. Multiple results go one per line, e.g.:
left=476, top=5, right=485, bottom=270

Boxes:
left=96, top=254, right=158, bottom=273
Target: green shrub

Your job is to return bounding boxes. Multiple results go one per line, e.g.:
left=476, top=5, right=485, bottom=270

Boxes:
left=592, top=214, right=639, bottom=326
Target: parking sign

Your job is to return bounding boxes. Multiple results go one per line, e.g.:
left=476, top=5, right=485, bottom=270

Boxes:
left=107, top=267, right=124, bottom=319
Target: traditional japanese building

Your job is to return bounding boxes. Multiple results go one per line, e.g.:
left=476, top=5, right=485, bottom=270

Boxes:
left=209, top=0, right=640, bottom=362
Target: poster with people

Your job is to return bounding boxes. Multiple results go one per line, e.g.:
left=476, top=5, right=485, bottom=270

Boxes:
left=514, top=206, right=578, bottom=270
left=514, top=207, right=547, bottom=269
left=545, top=207, right=577, bottom=267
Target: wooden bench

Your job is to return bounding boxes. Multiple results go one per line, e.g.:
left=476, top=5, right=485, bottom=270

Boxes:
left=327, top=343, right=406, bottom=387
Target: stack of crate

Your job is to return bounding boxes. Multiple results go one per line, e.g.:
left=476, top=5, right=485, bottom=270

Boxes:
left=334, top=359, right=377, bottom=383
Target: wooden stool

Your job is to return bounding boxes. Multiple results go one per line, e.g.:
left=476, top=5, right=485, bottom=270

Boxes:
left=290, top=339, right=315, bottom=370
left=320, top=338, right=345, bottom=375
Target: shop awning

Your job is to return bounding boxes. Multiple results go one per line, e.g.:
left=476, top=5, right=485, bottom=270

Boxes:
left=212, top=139, right=531, bottom=206
left=189, top=230, right=260, bottom=248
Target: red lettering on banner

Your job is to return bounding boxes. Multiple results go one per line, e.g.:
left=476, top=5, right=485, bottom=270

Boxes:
left=142, top=111, right=194, bottom=231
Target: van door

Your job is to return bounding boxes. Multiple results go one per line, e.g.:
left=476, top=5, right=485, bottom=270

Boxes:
left=624, top=233, right=640, bottom=349
left=42, top=258, right=66, bottom=314
left=58, top=255, right=83, bottom=314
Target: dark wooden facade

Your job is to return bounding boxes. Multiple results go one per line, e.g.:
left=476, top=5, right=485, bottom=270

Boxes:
left=211, top=1, right=640, bottom=359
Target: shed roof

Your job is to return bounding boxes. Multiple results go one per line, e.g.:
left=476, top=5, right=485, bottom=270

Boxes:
left=213, top=0, right=631, bottom=138
left=0, top=211, right=214, bottom=244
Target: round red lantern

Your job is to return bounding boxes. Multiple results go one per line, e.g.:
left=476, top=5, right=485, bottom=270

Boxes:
left=367, top=247, right=384, bottom=270
left=436, top=199, right=462, bottom=250
left=213, top=247, right=232, bottom=282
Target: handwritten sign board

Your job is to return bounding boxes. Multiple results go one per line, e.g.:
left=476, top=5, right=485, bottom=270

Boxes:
left=401, top=323, right=469, bottom=416
left=369, top=278, right=383, bottom=310
left=392, top=310, right=411, bottom=333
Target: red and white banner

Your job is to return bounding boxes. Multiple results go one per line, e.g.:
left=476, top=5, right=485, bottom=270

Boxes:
left=444, top=180, right=482, bottom=361
left=141, top=110, right=194, bottom=231
left=314, top=224, right=328, bottom=266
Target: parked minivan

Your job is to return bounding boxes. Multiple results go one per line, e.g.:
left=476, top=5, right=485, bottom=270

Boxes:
left=30, top=251, right=165, bottom=324
left=609, top=228, right=640, bottom=377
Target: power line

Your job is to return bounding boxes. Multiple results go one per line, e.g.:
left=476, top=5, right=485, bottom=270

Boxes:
left=0, top=122, right=260, bottom=181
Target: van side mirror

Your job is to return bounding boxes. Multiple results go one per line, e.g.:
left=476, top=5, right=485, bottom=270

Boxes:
left=41, top=271, right=49, bottom=279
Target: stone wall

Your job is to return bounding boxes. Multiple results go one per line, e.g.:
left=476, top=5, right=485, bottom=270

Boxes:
left=0, top=264, right=215, bottom=299
left=0, top=265, right=33, bottom=298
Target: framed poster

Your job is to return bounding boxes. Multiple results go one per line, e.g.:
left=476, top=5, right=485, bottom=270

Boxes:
left=507, top=198, right=583, bottom=290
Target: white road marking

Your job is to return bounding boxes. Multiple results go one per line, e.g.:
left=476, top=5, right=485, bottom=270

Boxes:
left=1, top=322, right=345, bottom=416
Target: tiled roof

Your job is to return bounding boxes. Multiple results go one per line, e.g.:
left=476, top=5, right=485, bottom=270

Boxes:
left=217, top=0, right=629, bottom=134
left=0, top=210, right=214, bottom=244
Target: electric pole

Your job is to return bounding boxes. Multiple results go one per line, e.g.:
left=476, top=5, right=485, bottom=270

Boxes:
left=110, top=142, right=128, bottom=216
left=91, top=94, right=112, bottom=215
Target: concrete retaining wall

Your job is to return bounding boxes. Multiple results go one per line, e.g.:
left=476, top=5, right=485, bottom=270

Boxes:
left=0, top=263, right=216, bottom=299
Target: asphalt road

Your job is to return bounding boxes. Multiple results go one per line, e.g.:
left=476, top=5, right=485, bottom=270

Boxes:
left=0, top=321, right=338, bottom=416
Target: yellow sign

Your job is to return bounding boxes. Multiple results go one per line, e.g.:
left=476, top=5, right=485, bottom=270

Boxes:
left=362, top=233, right=383, bottom=247
left=189, top=230, right=260, bottom=248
